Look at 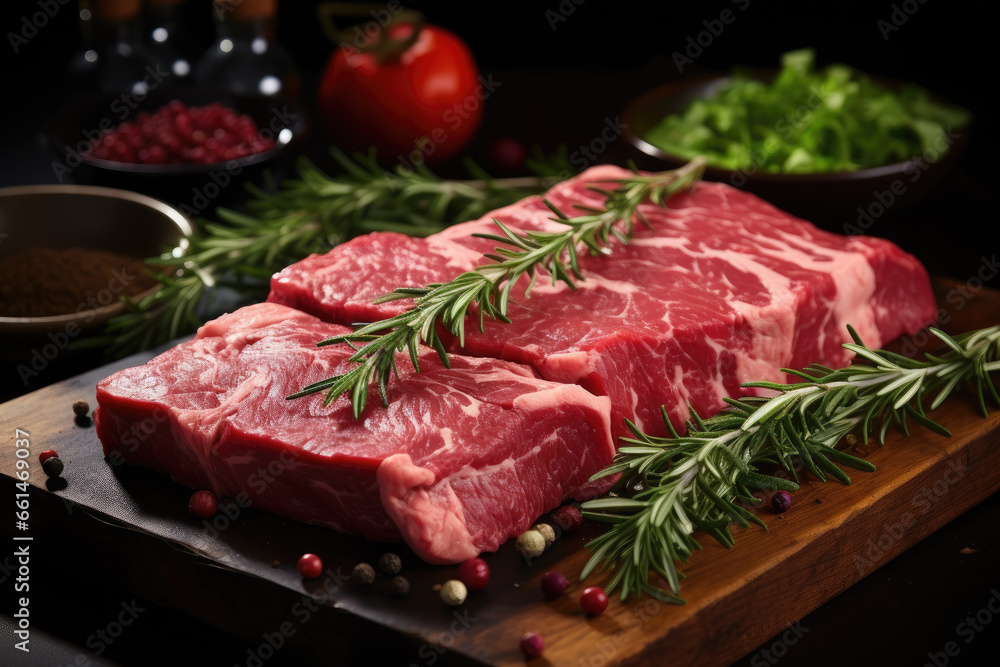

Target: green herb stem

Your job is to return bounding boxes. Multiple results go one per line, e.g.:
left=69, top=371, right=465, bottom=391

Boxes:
left=80, top=148, right=554, bottom=358
left=581, top=325, right=1000, bottom=602
left=288, top=158, right=707, bottom=416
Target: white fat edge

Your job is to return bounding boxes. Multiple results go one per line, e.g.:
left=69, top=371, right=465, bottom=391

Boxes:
left=425, top=236, right=490, bottom=271
left=459, top=400, right=481, bottom=419
left=540, top=349, right=594, bottom=384
left=697, top=334, right=742, bottom=404
left=421, top=427, right=457, bottom=461
left=512, top=382, right=615, bottom=462
left=628, top=387, right=645, bottom=433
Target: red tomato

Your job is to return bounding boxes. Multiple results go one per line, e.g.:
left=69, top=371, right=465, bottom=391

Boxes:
left=318, top=22, right=483, bottom=165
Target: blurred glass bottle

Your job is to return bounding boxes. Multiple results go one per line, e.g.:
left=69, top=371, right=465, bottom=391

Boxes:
left=194, top=0, right=299, bottom=100
left=144, top=0, right=198, bottom=84
left=68, top=0, right=159, bottom=98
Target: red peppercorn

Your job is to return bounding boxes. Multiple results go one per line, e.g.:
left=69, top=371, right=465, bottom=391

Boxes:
left=553, top=504, right=583, bottom=531
left=579, top=586, right=608, bottom=615
left=540, top=571, right=569, bottom=600
left=38, top=449, right=58, bottom=465
left=488, top=137, right=527, bottom=172
left=771, top=491, right=792, bottom=513
left=457, top=557, right=490, bottom=591
left=297, top=553, right=324, bottom=579
left=84, top=100, right=275, bottom=166
left=188, top=490, right=218, bottom=518
left=519, top=632, right=544, bottom=658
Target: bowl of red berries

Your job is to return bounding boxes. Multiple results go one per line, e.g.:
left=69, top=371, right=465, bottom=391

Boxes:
left=45, top=90, right=307, bottom=211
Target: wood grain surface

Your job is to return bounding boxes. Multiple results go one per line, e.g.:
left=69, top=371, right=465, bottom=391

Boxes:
left=2, top=278, right=999, bottom=666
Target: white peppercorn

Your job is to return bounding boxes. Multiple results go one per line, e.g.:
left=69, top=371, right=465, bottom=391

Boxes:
left=516, top=529, right=546, bottom=558
left=440, top=579, right=467, bottom=606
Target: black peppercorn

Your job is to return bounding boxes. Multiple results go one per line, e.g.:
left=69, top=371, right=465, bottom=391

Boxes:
left=42, top=456, right=64, bottom=478
left=378, top=552, right=402, bottom=576
left=352, top=562, right=376, bottom=586
left=391, top=575, right=410, bottom=597
left=72, top=399, right=89, bottom=417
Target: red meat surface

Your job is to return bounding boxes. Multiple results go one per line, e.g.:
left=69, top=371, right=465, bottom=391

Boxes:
left=94, top=303, right=614, bottom=563
left=269, top=165, right=937, bottom=437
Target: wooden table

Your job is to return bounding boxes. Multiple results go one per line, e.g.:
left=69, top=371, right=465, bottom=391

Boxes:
left=3, top=278, right=999, bottom=666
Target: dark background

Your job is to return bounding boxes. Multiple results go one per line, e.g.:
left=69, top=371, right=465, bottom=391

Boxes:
left=2, top=1, right=998, bottom=666
left=1, top=0, right=995, bottom=275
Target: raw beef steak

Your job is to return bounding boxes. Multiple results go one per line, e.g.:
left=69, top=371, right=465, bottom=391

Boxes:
left=269, top=165, right=936, bottom=437
left=94, top=303, right=614, bottom=563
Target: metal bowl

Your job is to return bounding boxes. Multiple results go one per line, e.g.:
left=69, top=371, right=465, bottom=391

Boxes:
left=622, top=75, right=970, bottom=222
left=0, top=185, right=191, bottom=339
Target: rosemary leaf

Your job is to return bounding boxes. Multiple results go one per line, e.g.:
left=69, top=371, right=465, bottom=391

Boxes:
left=80, top=149, right=554, bottom=359
left=290, top=158, right=707, bottom=414
left=581, top=324, right=1000, bottom=601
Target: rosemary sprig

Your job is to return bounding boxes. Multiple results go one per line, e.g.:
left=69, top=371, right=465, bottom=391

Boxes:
left=580, top=324, right=1000, bottom=602
left=78, top=148, right=552, bottom=358
left=288, top=158, right=707, bottom=416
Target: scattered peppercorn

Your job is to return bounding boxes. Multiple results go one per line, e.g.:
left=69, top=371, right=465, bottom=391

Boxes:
left=271, top=560, right=281, bottom=568
left=72, top=399, right=90, bottom=417
left=552, top=504, right=582, bottom=531
left=297, top=553, right=324, bottom=579
left=457, top=557, right=490, bottom=590
left=42, top=456, right=64, bottom=478
left=532, top=523, right=556, bottom=549
left=771, top=491, right=792, bottom=513
left=352, top=562, right=376, bottom=586
left=391, top=575, right=411, bottom=597
left=432, top=583, right=443, bottom=592
left=378, top=552, right=402, bottom=575
left=38, top=449, right=58, bottom=465
left=188, top=490, right=218, bottom=518
left=540, top=571, right=569, bottom=600
left=516, top=530, right=546, bottom=559
left=579, top=586, right=608, bottom=615
left=519, top=632, right=545, bottom=658
left=440, top=579, right=467, bottom=606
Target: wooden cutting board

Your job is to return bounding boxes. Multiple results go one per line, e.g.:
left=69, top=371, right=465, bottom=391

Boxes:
left=3, top=278, right=999, bottom=666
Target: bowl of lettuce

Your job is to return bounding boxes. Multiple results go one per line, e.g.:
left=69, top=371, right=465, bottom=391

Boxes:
left=623, top=49, right=970, bottom=221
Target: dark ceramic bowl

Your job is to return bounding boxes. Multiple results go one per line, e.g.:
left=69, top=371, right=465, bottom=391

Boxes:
left=43, top=88, right=308, bottom=213
left=622, top=75, right=970, bottom=222
left=0, top=184, right=191, bottom=341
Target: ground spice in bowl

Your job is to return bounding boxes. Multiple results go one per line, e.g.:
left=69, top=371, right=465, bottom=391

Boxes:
left=0, top=246, right=159, bottom=318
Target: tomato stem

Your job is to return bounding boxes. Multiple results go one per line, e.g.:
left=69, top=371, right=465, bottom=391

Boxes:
left=317, top=3, right=425, bottom=65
